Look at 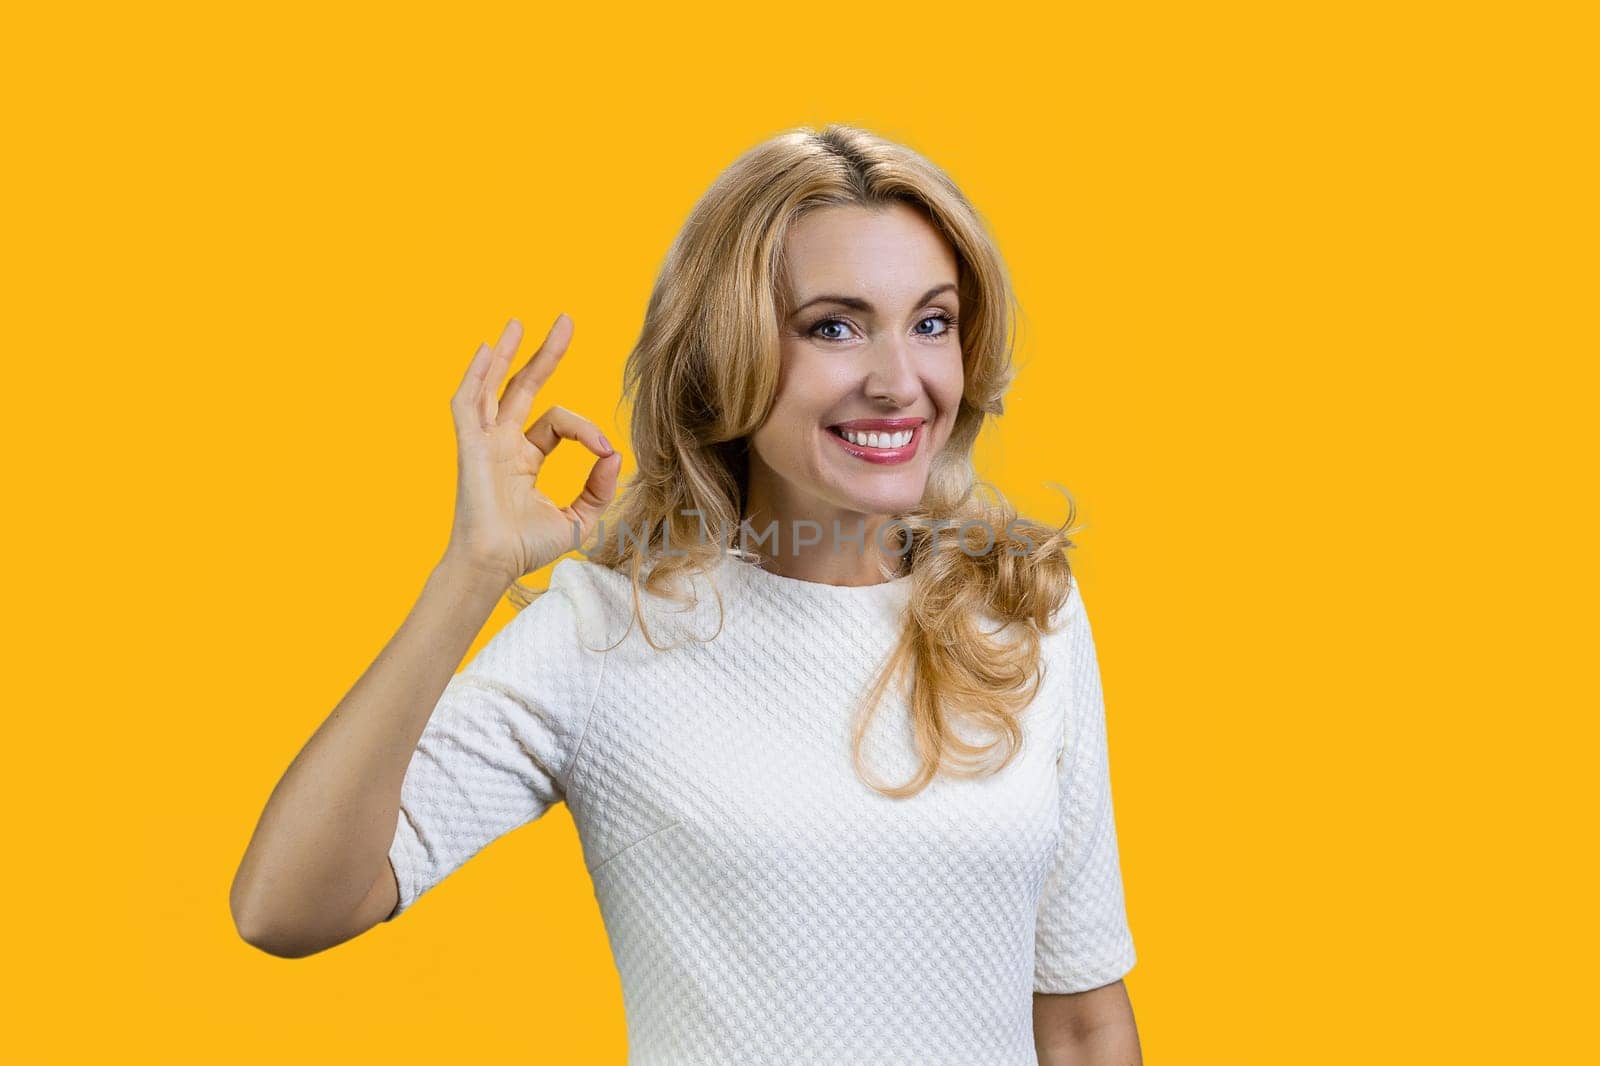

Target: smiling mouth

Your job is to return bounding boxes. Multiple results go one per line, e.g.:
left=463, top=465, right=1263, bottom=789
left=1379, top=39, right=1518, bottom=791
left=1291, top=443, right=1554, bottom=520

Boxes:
left=823, top=420, right=924, bottom=464
left=827, top=425, right=916, bottom=449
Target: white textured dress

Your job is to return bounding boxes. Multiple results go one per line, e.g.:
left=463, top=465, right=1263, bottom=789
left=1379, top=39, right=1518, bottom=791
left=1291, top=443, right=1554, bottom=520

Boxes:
left=385, top=553, right=1137, bottom=1065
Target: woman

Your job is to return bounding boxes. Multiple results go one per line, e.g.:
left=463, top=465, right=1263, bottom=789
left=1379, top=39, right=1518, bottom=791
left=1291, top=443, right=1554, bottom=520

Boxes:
left=231, top=124, right=1142, bottom=1065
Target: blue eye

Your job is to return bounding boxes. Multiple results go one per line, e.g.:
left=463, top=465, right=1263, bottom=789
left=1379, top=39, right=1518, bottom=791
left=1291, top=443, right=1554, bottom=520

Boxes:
left=807, top=312, right=959, bottom=344
left=812, top=318, right=852, bottom=342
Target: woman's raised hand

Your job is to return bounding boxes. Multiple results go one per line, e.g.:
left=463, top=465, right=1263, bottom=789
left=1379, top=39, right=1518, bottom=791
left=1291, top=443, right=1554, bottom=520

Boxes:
left=443, top=314, right=622, bottom=586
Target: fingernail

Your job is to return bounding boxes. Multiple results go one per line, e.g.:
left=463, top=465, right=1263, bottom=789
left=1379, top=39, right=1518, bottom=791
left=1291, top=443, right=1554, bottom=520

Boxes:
left=599, top=433, right=614, bottom=454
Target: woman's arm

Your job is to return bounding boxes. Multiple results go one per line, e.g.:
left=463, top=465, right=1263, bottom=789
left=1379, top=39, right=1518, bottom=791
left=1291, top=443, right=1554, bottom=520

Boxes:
left=229, top=313, right=621, bottom=957
left=229, top=554, right=509, bottom=956
left=1034, top=982, right=1143, bottom=1065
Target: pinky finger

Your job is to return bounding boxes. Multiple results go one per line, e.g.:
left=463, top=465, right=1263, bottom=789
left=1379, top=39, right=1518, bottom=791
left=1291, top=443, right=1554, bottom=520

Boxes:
left=453, top=342, right=494, bottom=413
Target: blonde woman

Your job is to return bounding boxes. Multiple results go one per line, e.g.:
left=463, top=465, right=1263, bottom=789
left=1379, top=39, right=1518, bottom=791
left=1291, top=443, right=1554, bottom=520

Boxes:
left=231, top=124, right=1142, bottom=1065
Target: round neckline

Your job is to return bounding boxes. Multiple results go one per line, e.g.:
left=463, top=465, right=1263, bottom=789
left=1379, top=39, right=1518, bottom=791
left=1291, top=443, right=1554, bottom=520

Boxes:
left=726, top=554, right=911, bottom=595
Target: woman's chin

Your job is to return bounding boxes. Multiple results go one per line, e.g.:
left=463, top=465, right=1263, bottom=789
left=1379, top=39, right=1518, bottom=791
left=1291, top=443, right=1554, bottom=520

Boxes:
left=822, top=480, right=927, bottom=520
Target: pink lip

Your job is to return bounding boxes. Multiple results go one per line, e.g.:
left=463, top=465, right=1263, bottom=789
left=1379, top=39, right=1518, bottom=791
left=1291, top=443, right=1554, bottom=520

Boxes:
left=824, top=420, right=923, bottom=465
left=829, top=417, right=925, bottom=431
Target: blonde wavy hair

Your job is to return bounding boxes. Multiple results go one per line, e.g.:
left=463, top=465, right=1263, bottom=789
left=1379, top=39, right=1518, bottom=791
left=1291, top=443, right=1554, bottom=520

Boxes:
left=511, top=123, right=1082, bottom=799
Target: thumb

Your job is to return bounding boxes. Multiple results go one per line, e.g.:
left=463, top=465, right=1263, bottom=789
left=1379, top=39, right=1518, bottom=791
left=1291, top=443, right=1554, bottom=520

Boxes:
left=566, top=450, right=623, bottom=544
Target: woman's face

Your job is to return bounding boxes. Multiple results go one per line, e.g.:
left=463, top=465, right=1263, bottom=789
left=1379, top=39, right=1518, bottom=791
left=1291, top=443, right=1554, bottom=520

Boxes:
left=746, top=201, right=966, bottom=537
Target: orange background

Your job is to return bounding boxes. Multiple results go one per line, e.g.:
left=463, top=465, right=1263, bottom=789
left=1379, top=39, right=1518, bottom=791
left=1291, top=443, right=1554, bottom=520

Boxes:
left=4, top=2, right=1593, bottom=1062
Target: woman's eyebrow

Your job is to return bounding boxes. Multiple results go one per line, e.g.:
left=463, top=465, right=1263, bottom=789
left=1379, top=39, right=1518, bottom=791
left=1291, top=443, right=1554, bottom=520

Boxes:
left=790, top=283, right=958, bottom=316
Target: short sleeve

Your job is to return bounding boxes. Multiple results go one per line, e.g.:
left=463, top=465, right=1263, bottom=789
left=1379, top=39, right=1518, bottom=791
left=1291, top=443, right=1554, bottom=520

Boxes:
left=383, top=573, right=608, bottom=920
left=1033, top=581, right=1138, bottom=992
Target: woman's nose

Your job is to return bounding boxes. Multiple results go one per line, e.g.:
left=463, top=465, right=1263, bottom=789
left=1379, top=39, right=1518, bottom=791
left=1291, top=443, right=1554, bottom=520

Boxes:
left=864, top=336, right=919, bottom=406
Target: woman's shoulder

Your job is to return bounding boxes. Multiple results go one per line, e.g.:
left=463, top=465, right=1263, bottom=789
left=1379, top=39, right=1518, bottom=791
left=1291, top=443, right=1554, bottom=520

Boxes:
left=542, top=556, right=637, bottom=649
left=1054, top=571, right=1087, bottom=625
left=547, top=554, right=632, bottom=602
left=544, top=554, right=727, bottom=650
left=1039, top=572, right=1092, bottom=658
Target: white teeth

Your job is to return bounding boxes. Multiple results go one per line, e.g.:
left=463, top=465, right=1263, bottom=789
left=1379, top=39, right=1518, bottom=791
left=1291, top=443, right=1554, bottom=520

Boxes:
left=838, top=428, right=912, bottom=448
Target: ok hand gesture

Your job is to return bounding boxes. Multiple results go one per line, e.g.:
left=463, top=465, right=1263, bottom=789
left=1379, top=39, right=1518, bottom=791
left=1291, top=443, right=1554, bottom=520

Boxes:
left=443, top=315, right=622, bottom=587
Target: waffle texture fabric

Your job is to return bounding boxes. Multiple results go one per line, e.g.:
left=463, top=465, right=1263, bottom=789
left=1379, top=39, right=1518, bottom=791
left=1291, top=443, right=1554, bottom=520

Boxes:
left=386, top=554, right=1137, bottom=1064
